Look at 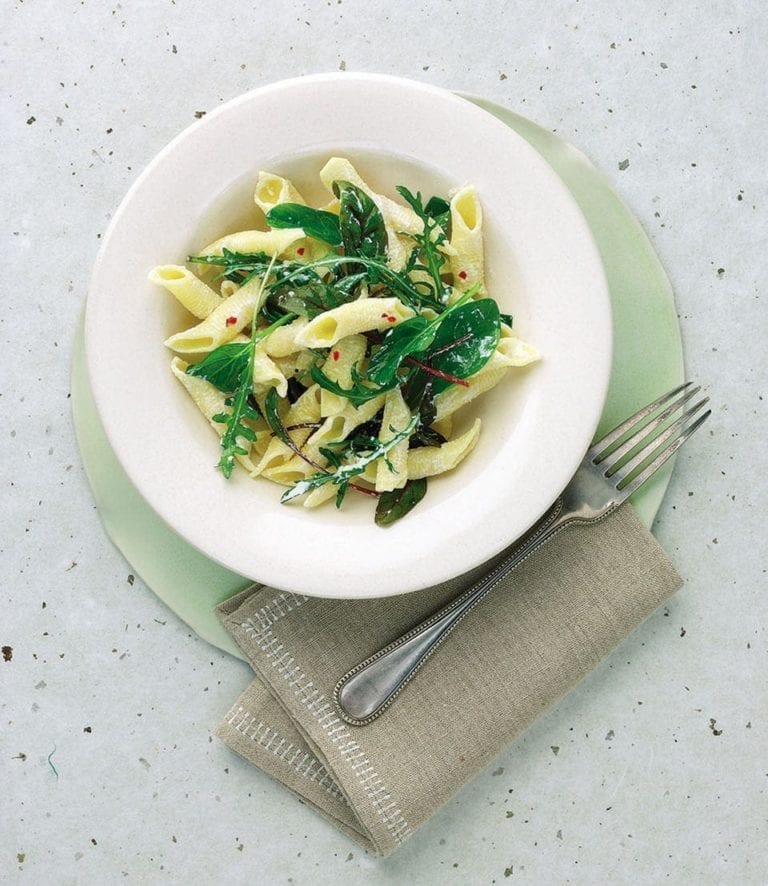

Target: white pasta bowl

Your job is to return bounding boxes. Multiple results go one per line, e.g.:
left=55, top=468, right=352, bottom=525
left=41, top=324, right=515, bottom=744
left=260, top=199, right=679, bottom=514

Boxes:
left=85, top=73, right=612, bottom=598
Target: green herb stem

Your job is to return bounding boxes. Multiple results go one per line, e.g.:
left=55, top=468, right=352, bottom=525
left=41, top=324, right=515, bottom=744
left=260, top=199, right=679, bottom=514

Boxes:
left=281, top=414, right=419, bottom=505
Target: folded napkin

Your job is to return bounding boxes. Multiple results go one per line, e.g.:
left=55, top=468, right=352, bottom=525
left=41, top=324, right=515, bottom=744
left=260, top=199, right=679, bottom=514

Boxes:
left=215, top=505, right=681, bottom=855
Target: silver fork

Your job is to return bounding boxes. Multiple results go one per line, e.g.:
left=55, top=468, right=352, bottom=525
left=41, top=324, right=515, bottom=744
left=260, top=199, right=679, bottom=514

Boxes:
left=334, top=382, right=710, bottom=726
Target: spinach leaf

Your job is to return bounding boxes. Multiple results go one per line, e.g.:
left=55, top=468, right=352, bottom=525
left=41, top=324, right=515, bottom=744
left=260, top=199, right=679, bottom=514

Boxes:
left=402, top=366, right=430, bottom=412
left=186, top=341, right=251, bottom=392
left=272, top=282, right=343, bottom=319
left=500, top=312, right=514, bottom=327
left=365, top=288, right=477, bottom=386
left=417, top=378, right=437, bottom=427
left=310, top=364, right=396, bottom=408
left=426, top=298, right=501, bottom=393
left=186, top=313, right=295, bottom=393
left=333, top=180, right=388, bottom=262
left=375, top=478, right=428, bottom=526
left=266, top=203, right=342, bottom=246
left=365, top=316, right=433, bottom=385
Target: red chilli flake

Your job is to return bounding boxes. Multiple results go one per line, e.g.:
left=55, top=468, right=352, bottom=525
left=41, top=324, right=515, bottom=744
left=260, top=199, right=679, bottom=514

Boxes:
left=332, top=350, right=341, bottom=361
left=387, top=315, right=396, bottom=323
left=458, top=270, right=468, bottom=280
left=225, top=316, right=238, bottom=326
left=296, top=247, right=306, bottom=256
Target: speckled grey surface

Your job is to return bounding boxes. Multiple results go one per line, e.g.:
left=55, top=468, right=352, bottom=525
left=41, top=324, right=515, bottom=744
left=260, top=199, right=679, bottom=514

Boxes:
left=2, top=2, right=766, bottom=883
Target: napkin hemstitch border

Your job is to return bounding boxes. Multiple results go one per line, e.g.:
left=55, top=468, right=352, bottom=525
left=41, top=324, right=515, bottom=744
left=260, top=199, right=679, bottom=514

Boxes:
left=223, top=703, right=347, bottom=802
left=237, top=592, right=414, bottom=847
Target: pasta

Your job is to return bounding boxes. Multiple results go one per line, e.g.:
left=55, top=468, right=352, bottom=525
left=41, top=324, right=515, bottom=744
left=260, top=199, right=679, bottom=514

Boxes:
left=317, top=334, right=367, bottom=417
left=448, top=186, right=485, bottom=295
left=294, top=298, right=414, bottom=348
left=151, top=159, right=539, bottom=525
left=149, top=265, right=222, bottom=318
left=170, top=357, right=260, bottom=473
left=199, top=227, right=304, bottom=258
left=163, top=275, right=265, bottom=353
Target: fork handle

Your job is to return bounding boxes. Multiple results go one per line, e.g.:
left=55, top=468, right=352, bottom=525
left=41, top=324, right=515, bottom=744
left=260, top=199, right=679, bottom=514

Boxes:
left=334, top=499, right=568, bottom=725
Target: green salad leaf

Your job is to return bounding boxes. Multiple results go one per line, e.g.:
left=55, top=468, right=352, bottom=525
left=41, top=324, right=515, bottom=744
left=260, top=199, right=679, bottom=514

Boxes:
left=396, top=186, right=451, bottom=302
left=310, top=364, right=397, bottom=408
left=186, top=313, right=296, bottom=392
left=425, top=298, right=501, bottom=393
left=375, top=477, right=428, bottom=526
left=265, top=203, right=342, bottom=246
left=270, top=271, right=367, bottom=319
left=186, top=341, right=251, bottom=392
left=334, top=180, right=388, bottom=264
left=213, top=368, right=257, bottom=479
left=365, top=316, right=432, bottom=385
left=423, top=195, right=451, bottom=229
left=366, top=288, right=478, bottom=386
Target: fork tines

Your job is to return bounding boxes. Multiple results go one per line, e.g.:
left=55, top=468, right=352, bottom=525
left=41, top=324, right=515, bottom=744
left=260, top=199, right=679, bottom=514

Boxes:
left=590, top=382, right=711, bottom=496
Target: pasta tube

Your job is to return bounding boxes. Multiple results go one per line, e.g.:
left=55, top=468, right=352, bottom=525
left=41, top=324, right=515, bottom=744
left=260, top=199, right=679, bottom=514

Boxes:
left=149, top=265, right=222, bottom=319
left=295, top=298, right=414, bottom=348
left=406, top=419, right=481, bottom=479
left=170, top=357, right=259, bottom=472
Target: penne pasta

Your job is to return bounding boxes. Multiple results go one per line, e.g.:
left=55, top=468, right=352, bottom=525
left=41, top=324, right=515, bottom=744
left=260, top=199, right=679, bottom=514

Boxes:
left=433, top=351, right=512, bottom=422
left=253, top=171, right=307, bottom=215
left=164, top=275, right=265, bottom=354
left=295, top=297, right=414, bottom=348
left=375, top=388, right=411, bottom=492
left=448, top=186, right=485, bottom=294
left=254, top=171, right=325, bottom=262
left=200, top=228, right=305, bottom=258
left=170, top=357, right=260, bottom=472
left=149, top=265, right=223, bottom=318
left=406, top=419, right=482, bottom=479
left=318, top=334, right=367, bottom=417
left=252, top=346, right=288, bottom=398
left=261, top=317, right=310, bottom=358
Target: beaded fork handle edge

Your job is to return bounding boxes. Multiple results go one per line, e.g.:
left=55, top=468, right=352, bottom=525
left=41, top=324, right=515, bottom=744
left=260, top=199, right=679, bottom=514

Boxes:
left=332, top=495, right=594, bottom=726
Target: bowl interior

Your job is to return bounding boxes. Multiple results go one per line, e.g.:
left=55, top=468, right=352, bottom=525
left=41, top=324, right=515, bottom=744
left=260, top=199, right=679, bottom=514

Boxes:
left=86, top=74, right=611, bottom=597
left=186, top=146, right=533, bottom=505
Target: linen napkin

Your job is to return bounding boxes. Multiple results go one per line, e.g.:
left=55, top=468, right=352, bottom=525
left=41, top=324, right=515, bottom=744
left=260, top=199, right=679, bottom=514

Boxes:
left=215, top=505, right=681, bottom=855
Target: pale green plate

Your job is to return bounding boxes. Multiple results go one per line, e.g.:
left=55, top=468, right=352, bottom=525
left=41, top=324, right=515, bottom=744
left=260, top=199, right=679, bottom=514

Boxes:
left=71, top=96, right=684, bottom=660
